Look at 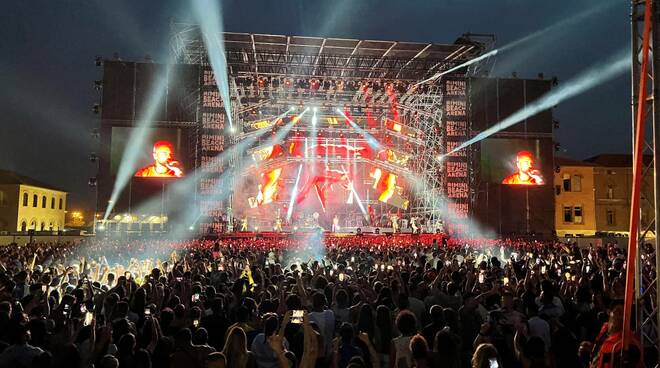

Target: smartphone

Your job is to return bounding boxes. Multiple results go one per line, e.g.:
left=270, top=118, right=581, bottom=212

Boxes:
left=564, top=272, right=571, bottom=281
left=63, top=304, right=71, bottom=318
left=351, top=256, right=355, bottom=263
left=387, top=265, right=394, bottom=271
left=291, top=310, right=304, bottom=324
left=144, top=307, right=151, bottom=316
left=193, top=319, right=199, bottom=328
left=338, top=273, right=345, bottom=282
left=479, top=273, right=485, bottom=284
left=541, top=265, right=547, bottom=274
left=192, top=293, right=200, bottom=303
left=84, top=312, right=93, bottom=326
left=503, top=277, right=509, bottom=286
left=380, top=264, right=385, bottom=271
left=586, top=265, right=591, bottom=273
left=176, top=277, right=183, bottom=282
left=489, top=358, right=499, bottom=368
left=41, top=285, right=48, bottom=293
left=80, top=304, right=87, bottom=314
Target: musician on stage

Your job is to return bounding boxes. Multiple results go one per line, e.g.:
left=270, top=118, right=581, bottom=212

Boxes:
left=332, top=215, right=340, bottom=232
left=240, top=215, right=248, bottom=232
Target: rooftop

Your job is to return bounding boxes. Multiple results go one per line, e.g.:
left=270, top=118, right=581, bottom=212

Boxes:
left=0, top=170, right=66, bottom=192
left=583, top=154, right=653, bottom=167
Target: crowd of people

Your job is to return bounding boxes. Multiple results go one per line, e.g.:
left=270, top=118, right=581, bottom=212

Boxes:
left=0, top=234, right=655, bottom=368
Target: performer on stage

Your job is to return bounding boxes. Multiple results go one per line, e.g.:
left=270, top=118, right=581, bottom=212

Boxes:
left=240, top=215, right=248, bottom=232
left=390, top=212, right=399, bottom=233
left=274, top=209, right=283, bottom=232
left=367, top=205, right=376, bottom=226
left=411, top=216, right=418, bottom=234
left=332, top=215, right=340, bottom=232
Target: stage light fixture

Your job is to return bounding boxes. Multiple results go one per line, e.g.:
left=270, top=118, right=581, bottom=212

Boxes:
left=89, top=153, right=98, bottom=163
left=94, top=80, right=103, bottom=90
left=189, top=226, right=195, bottom=231
left=88, top=177, right=97, bottom=187
left=95, top=56, right=102, bottom=66
left=553, top=120, right=560, bottom=129
left=313, top=107, right=318, bottom=112
left=290, top=106, right=297, bottom=111
left=92, top=104, right=100, bottom=114
left=98, top=224, right=106, bottom=231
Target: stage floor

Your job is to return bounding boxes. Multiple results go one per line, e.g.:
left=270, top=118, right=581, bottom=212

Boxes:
left=203, top=229, right=447, bottom=245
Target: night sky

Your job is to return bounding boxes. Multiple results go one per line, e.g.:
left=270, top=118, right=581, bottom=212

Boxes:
left=0, top=0, right=629, bottom=212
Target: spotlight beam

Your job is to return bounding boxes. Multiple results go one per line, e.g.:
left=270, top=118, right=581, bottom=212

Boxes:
left=415, top=1, right=618, bottom=85
left=446, top=49, right=629, bottom=156
left=286, top=164, right=304, bottom=222
left=336, top=109, right=381, bottom=150
left=340, top=165, right=368, bottom=219
left=192, top=0, right=234, bottom=130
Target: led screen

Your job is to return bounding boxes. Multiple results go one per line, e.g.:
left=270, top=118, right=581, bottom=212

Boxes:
left=110, top=127, right=188, bottom=178
left=480, top=138, right=546, bottom=185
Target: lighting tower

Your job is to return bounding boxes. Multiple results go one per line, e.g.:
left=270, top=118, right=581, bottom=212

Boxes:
left=627, top=0, right=660, bottom=366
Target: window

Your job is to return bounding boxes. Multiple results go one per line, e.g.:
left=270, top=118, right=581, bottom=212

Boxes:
left=51, top=197, right=55, bottom=209
left=32, top=194, right=38, bottom=207
left=0, top=191, right=5, bottom=206
left=607, top=209, right=616, bottom=225
left=40, top=222, right=45, bottom=231
left=41, top=196, right=46, bottom=208
left=562, top=174, right=571, bottom=192
left=571, top=175, right=582, bottom=192
left=573, top=205, right=583, bottom=224
left=20, top=222, right=27, bottom=232
left=59, top=198, right=63, bottom=210
left=23, top=193, right=28, bottom=206
left=563, top=206, right=573, bottom=223
left=607, top=185, right=614, bottom=199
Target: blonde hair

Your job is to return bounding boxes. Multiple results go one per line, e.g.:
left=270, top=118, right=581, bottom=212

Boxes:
left=222, top=326, right=249, bottom=368
left=471, top=343, right=499, bottom=368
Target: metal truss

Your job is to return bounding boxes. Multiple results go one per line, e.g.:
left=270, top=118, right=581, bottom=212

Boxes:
left=631, top=0, right=660, bottom=366
left=169, top=23, right=485, bottom=81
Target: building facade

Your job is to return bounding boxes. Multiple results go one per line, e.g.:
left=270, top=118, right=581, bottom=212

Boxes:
left=554, top=158, right=597, bottom=236
left=554, top=154, right=653, bottom=237
left=0, top=170, right=67, bottom=232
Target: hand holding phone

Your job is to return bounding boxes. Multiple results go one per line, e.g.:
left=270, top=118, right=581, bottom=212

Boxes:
left=291, top=310, right=304, bottom=324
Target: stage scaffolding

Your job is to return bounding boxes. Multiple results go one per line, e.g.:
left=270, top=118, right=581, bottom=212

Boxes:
left=628, top=1, right=660, bottom=366
left=169, top=22, right=494, bottom=225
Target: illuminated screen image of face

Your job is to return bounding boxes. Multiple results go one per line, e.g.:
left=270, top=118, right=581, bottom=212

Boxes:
left=135, top=140, right=184, bottom=178
left=480, top=138, right=546, bottom=185
left=110, top=127, right=188, bottom=178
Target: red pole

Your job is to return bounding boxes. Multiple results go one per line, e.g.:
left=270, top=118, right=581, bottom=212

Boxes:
left=623, top=0, right=653, bottom=352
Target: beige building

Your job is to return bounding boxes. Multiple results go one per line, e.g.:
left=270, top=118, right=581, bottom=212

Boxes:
left=0, top=170, right=67, bottom=232
left=554, top=154, right=653, bottom=237
left=554, top=158, right=598, bottom=236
